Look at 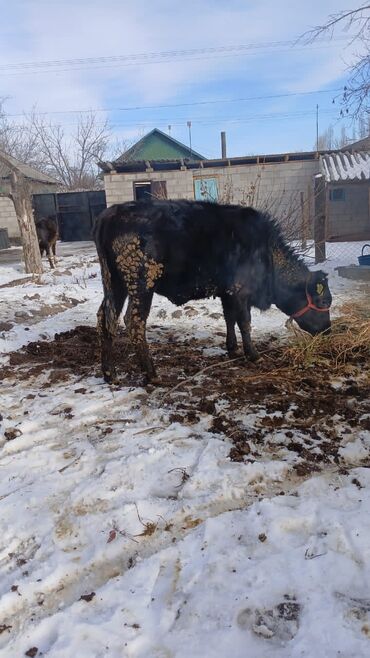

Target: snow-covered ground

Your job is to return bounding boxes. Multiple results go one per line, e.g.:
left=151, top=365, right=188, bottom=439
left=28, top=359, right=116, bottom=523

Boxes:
left=0, top=242, right=369, bottom=657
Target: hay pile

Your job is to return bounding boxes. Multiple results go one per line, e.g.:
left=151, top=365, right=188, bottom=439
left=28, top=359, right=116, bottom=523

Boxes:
left=283, top=302, right=370, bottom=374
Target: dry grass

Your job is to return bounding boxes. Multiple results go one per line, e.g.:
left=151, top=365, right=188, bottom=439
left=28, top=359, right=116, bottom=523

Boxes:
left=161, top=302, right=370, bottom=400
left=283, top=302, right=370, bottom=373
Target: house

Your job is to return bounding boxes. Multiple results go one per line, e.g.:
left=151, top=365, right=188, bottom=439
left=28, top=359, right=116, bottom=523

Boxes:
left=320, top=150, right=370, bottom=242
left=0, top=149, right=58, bottom=241
left=100, top=130, right=319, bottom=225
left=344, top=135, right=370, bottom=151
left=99, top=129, right=370, bottom=243
left=117, top=128, right=205, bottom=164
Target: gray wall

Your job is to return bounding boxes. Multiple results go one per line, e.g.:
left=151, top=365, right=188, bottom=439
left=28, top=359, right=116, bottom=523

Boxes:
left=104, top=160, right=370, bottom=241
left=0, top=181, right=58, bottom=240
left=104, top=159, right=320, bottom=239
left=0, top=195, right=18, bottom=238
left=327, top=182, right=370, bottom=241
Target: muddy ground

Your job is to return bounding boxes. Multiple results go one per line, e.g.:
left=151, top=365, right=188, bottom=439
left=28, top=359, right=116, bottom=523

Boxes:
left=2, top=325, right=369, bottom=477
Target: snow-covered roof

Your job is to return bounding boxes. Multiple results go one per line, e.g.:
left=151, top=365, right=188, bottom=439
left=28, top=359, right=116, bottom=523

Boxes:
left=320, top=151, right=370, bottom=183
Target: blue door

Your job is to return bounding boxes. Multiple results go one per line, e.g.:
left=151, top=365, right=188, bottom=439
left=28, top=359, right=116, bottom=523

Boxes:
left=194, top=177, right=218, bottom=202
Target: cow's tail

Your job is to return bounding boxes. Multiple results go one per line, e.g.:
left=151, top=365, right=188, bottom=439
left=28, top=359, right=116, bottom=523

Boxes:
left=94, top=210, right=126, bottom=335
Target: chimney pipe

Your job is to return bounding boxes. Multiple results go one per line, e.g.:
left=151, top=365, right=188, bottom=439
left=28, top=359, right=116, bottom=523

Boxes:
left=221, top=131, right=227, bottom=158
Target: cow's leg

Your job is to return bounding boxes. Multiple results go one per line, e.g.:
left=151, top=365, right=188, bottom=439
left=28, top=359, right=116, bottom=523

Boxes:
left=97, top=268, right=127, bottom=383
left=111, top=234, right=163, bottom=381
left=236, top=303, right=259, bottom=362
left=221, top=295, right=239, bottom=358
left=127, top=291, right=156, bottom=381
left=52, top=241, right=57, bottom=266
left=47, top=245, right=55, bottom=269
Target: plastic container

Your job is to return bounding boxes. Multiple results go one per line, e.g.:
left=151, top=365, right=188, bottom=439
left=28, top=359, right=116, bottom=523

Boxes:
left=358, top=244, right=370, bottom=266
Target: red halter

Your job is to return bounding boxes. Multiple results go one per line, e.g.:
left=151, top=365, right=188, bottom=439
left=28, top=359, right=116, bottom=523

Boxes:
left=291, top=292, right=330, bottom=319
left=291, top=277, right=331, bottom=319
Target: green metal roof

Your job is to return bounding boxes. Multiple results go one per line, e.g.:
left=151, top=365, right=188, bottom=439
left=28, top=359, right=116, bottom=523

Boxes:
left=115, top=128, right=205, bottom=163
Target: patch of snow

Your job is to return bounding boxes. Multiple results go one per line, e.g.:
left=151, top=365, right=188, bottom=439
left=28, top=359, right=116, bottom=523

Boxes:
left=0, top=241, right=369, bottom=657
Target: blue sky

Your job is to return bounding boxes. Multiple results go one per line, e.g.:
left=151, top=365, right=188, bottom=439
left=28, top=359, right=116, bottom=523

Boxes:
left=0, top=0, right=365, bottom=158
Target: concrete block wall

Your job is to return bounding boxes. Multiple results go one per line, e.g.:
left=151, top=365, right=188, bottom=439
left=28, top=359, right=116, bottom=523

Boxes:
left=104, top=159, right=320, bottom=238
left=0, top=182, right=57, bottom=241
left=327, top=182, right=370, bottom=240
left=0, top=195, right=19, bottom=239
left=193, top=160, right=319, bottom=209
left=104, top=170, right=194, bottom=205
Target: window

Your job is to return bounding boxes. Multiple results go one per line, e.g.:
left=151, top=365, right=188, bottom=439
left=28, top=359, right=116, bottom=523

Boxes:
left=194, top=177, right=219, bottom=202
left=133, top=181, right=167, bottom=201
left=133, top=182, right=152, bottom=201
left=329, top=188, right=345, bottom=202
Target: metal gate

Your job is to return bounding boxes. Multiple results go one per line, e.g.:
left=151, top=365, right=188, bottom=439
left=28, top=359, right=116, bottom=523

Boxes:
left=32, top=190, right=106, bottom=242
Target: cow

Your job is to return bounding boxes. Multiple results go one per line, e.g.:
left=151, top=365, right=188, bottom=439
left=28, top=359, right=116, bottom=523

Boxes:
left=93, top=200, right=332, bottom=383
left=35, top=216, right=58, bottom=269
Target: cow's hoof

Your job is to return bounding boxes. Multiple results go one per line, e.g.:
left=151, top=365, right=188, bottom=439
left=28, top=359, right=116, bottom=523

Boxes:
left=148, top=376, right=161, bottom=386
left=247, top=350, right=260, bottom=362
left=143, top=371, right=160, bottom=386
left=228, top=350, right=241, bottom=360
left=103, top=368, right=118, bottom=384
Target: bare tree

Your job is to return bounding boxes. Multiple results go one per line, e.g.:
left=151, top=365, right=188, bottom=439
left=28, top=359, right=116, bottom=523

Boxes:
left=315, top=123, right=353, bottom=149
left=108, top=136, right=138, bottom=162
left=0, top=99, right=41, bottom=166
left=29, top=112, right=110, bottom=190
left=303, top=4, right=370, bottom=118
left=1, top=99, right=140, bottom=190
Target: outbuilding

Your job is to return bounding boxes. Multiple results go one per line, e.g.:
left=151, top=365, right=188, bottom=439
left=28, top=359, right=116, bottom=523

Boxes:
left=0, top=149, right=58, bottom=242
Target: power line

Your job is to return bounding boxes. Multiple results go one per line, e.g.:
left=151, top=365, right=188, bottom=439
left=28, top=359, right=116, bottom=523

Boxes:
left=0, top=43, right=354, bottom=80
left=0, top=46, right=346, bottom=78
left=0, top=36, right=352, bottom=72
left=8, top=108, right=339, bottom=130
left=109, top=108, right=339, bottom=129
left=6, top=88, right=342, bottom=118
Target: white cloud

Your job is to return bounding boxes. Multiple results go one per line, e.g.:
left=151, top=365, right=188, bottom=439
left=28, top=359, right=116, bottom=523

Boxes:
left=0, top=0, right=364, bottom=152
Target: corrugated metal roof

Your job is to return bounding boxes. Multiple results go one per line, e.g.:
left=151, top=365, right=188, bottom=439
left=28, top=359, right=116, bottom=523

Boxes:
left=0, top=149, right=58, bottom=184
left=99, top=149, right=323, bottom=174
left=115, top=128, right=205, bottom=164
left=320, top=151, right=370, bottom=182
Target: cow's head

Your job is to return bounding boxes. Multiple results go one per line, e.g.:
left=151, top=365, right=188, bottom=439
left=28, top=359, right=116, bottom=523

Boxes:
left=290, top=271, right=332, bottom=335
left=275, top=269, right=332, bottom=335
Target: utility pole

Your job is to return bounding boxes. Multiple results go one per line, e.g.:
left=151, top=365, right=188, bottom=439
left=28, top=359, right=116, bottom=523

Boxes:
left=316, top=104, right=319, bottom=152
left=221, top=131, right=227, bottom=158
left=187, top=121, right=192, bottom=157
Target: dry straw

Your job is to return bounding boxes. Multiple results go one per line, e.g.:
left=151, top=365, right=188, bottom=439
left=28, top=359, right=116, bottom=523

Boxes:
left=283, top=302, right=370, bottom=373
left=161, top=301, right=369, bottom=400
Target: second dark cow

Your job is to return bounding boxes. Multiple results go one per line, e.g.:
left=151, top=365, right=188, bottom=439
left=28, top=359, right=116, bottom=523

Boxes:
left=94, top=200, right=332, bottom=383
left=35, top=216, right=58, bottom=269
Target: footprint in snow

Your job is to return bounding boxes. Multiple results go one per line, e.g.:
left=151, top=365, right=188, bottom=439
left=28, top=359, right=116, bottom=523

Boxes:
left=237, top=596, right=301, bottom=643
left=336, top=592, right=370, bottom=637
